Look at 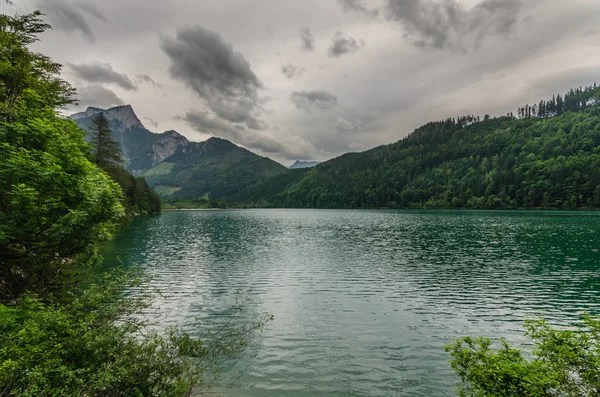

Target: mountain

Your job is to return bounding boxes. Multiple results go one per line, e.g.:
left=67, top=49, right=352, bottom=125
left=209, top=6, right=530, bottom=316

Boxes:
left=289, top=160, right=320, bottom=169
left=240, top=83, right=600, bottom=209
left=72, top=105, right=188, bottom=175
left=72, top=105, right=288, bottom=199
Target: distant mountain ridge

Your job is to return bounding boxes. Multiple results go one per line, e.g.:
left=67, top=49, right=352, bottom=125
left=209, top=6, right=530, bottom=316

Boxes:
left=289, top=160, right=320, bottom=169
left=71, top=105, right=287, bottom=199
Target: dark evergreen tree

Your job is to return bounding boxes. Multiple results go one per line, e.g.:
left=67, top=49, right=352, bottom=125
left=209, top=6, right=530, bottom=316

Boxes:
left=89, top=114, right=122, bottom=169
left=87, top=114, right=161, bottom=214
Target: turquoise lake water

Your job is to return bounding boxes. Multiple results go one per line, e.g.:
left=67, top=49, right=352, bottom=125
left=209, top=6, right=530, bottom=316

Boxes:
left=102, top=209, right=600, bottom=396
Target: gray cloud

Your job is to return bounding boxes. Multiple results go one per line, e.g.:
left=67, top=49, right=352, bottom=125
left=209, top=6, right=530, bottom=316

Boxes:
left=329, top=31, right=365, bottom=57
left=528, top=66, right=600, bottom=99
left=143, top=116, right=159, bottom=129
left=69, top=62, right=137, bottom=90
left=335, top=117, right=365, bottom=132
left=180, top=110, right=242, bottom=138
left=300, top=28, right=315, bottom=51
left=161, top=25, right=265, bottom=131
left=338, top=0, right=379, bottom=18
left=161, top=25, right=262, bottom=97
left=385, top=0, right=523, bottom=51
left=136, top=74, right=163, bottom=89
left=182, top=110, right=315, bottom=160
left=160, top=26, right=317, bottom=159
left=36, top=0, right=108, bottom=43
left=210, top=98, right=267, bottom=130
left=76, top=85, right=123, bottom=108
left=290, top=90, right=339, bottom=113
left=281, top=63, right=307, bottom=79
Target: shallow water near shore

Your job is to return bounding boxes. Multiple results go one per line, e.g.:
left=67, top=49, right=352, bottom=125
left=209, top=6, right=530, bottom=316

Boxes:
left=102, top=209, right=600, bottom=396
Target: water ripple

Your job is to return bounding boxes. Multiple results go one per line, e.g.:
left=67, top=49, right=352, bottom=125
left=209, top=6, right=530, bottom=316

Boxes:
left=102, top=209, right=600, bottom=396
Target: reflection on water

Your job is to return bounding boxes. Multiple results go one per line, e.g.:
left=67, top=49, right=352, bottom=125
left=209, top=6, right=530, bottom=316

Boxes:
left=102, top=209, right=600, bottom=396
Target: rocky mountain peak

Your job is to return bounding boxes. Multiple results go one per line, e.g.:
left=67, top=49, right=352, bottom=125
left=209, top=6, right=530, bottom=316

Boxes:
left=102, top=105, right=143, bottom=130
left=70, top=104, right=144, bottom=131
left=70, top=106, right=105, bottom=120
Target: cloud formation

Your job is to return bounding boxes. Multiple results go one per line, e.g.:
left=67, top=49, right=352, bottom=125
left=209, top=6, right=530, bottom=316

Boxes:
left=290, top=90, right=339, bottom=113
left=136, top=74, right=163, bottom=89
left=36, top=0, right=108, bottom=43
left=181, top=110, right=242, bottom=138
left=182, top=110, right=315, bottom=159
left=75, top=85, right=123, bottom=108
left=20, top=0, right=600, bottom=163
left=281, top=63, right=307, bottom=79
left=160, top=25, right=318, bottom=158
left=143, top=116, right=159, bottom=128
left=385, top=0, right=523, bottom=51
left=338, top=0, right=379, bottom=18
left=69, top=62, right=138, bottom=90
left=300, top=28, right=315, bottom=51
left=329, top=32, right=365, bottom=57
left=335, top=117, right=365, bottom=132
left=161, top=25, right=265, bottom=132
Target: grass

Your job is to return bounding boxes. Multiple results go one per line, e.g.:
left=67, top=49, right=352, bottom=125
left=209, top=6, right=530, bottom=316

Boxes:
left=143, top=162, right=175, bottom=177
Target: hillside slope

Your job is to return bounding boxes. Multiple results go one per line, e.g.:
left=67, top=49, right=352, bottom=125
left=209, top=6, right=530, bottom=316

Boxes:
left=243, top=84, right=600, bottom=209
left=144, top=137, right=288, bottom=198
left=72, top=106, right=288, bottom=199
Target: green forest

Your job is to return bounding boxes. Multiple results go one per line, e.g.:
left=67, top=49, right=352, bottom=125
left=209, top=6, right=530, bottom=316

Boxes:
left=237, top=84, right=600, bottom=209
left=87, top=113, right=162, bottom=215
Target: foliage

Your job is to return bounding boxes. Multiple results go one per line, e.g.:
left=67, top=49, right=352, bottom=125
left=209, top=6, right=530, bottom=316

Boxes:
left=445, top=316, right=600, bottom=396
left=0, top=269, right=273, bottom=397
left=143, top=137, right=288, bottom=200
left=89, top=113, right=123, bottom=169
left=87, top=114, right=161, bottom=215
left=107, top=166, right=162, bottom=215
left=162, top=197, right=249, bottom=210
left=241, top=84, right=600, bottom=209
left=0, top=11, right=75, bottom=121
left=0, top=108, right=124, bottom=301
left=0, top=11, right=124, bottom=301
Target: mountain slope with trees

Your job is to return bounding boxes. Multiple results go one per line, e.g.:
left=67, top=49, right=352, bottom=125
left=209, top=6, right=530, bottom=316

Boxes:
left=241, top=84, right=600, bottom=209
left=72, top=106, right=288, bottom=200
left=87, top=114, right=161, bottom=214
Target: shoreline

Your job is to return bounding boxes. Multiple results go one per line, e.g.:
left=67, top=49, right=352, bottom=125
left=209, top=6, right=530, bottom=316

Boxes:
left=160, top=207, right=600, bottom=212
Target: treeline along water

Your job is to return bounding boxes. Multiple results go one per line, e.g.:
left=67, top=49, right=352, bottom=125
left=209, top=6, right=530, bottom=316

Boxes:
left=102, top=209, right=600, bottom=396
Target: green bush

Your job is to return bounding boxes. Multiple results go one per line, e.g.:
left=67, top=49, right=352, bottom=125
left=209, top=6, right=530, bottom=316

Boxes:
left=445, top=316, right=600, bottom=396
left=0, top=269, right=272, bottom=396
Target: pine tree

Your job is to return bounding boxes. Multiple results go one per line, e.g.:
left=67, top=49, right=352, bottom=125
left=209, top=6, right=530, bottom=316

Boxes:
left=90, top=114, right=122, bottom=168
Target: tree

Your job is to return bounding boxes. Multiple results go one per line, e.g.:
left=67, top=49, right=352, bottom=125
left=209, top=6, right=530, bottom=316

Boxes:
left=0, top=11, right=75, bottom=122
left=86, top=114, right=161, bottom=214
left=89, top=113, right=122, bottom=169
left=0, top=12, right=123, bottom=301
left=445, top=316, right=600, bottom=396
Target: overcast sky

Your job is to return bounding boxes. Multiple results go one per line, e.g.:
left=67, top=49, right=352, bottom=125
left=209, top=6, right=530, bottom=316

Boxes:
left=9, top=0, right=600, bottom=164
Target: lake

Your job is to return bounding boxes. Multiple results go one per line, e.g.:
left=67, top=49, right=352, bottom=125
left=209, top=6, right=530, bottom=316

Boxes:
left=102, top=209, right=600, bottom=396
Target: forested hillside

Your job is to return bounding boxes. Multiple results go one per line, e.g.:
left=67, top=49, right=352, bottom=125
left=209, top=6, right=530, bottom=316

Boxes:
left=143, top=137, right=288, bottom=199
left=73, top=107, right=288, bottom=200
left=86, top=114, right=161, bottom=214
left=242, top=84, right=600, bottom=209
